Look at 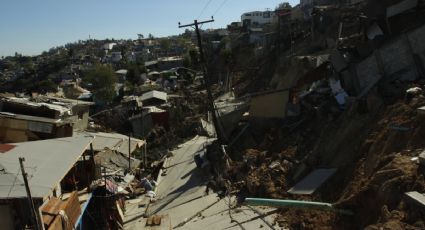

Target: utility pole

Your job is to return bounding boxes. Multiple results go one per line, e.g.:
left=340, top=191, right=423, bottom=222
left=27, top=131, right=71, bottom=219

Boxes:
left=128, top=133, right=131, bottom=172
left=178, top=17, right=225, bottom=144
left=19, top=157, right=41, bottom=230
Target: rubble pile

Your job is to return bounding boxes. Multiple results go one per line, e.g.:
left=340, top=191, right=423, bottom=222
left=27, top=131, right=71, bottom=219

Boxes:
left=207, top=1, right=425, bottom=229
left=223, top=89, right=425, bottom=229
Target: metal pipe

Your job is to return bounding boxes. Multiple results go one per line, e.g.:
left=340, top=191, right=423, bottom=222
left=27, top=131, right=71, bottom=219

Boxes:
left=244, top=198, right=353, bottom=215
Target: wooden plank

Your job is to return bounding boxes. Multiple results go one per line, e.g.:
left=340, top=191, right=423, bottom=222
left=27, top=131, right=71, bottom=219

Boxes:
left=62, top=191, right=81, bottom=228
left=116, top=201, right=124, bottom=224
left=147, top=216, right=153, bottom=226
left=48, top=216, right=63, bottom=230
left=42, top=197, right=65, bottom=226
left=153, top=215, right=162, bottom=225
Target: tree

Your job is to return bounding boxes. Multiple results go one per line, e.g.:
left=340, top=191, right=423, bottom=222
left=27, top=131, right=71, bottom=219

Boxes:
left=126, top=64, right=140, bottom=85
left=35, top=79, right=58, bottom=93
left=276, top=2, right=291, bottom=9
left=159, top=39, right=171, bottom=51
left=148, top=33, right=154, bottom=39
left=85, top=65, right=117, bottom=104
left=136, top=57, right=147, bottom=74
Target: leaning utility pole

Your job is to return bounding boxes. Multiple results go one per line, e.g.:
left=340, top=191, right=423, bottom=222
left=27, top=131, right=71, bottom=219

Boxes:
left=128, top=133, right=132, bottom=172
left=179, top=17, right=225, bottom=144
left=19, top=157, right=41, bottom=230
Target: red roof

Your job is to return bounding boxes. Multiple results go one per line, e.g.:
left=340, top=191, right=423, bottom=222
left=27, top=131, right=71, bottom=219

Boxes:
left=0, top=144, right=16, bottom=153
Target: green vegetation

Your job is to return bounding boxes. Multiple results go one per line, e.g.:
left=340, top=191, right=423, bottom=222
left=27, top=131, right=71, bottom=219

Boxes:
left=84, top=64, right=117, bottom=104
left=126, top=57, right=147, bottom=85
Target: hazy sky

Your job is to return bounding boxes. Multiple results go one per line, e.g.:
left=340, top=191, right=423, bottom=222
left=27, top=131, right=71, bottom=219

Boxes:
left=0, top=0, right=298, bottom=57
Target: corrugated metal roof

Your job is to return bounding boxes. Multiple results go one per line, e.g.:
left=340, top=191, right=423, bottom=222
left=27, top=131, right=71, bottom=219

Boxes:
left=1, top=97, right=72, bottom=116
left=141, top=90, right=167, bottom=102
left=83, top=132, right=145, bottom=156
left=0, top=134, right=94, bottom=199
left=0, top=112, right=69, bottom=124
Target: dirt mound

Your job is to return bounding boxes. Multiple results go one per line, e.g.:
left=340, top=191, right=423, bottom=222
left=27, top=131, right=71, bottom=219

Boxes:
left=224, top=95, right=425, bottom=229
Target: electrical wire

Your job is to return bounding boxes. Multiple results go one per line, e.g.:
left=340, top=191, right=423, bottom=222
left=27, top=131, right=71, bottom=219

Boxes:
left=6, top=171, right=21, bottom=198
left=212, top=0, right=229, bottom=16
left=198, top=0, right=214, bottom=19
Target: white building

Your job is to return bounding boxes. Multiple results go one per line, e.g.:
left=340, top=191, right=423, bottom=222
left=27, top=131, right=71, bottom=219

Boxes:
left=241, top=11, right=275, bottom=27
left=102, top=42, right=117, bottom=50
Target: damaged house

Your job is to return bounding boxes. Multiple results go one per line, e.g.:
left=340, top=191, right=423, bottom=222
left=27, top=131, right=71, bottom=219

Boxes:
left=0, top=134, right=96, bottom=230
left=0, top=96, right=93, bottom=143
left=87, top=131, right=147, bottom=172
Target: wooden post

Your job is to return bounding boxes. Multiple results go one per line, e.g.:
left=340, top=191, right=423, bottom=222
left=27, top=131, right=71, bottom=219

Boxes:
left=19, top=157, right=41, bottom=230
left=179, top=17, right=226, bottom=144
left=83, top=152, right=91, bottom=192
left=144, top=142, right=147, bottom=169
left=128, top=133, right=131, bottom=172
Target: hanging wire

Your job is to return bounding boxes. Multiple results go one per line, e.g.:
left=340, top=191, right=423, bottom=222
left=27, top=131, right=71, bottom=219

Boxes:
left=6, top=171, right=21, bottom=198
left=212, top=0, right=229, bottom=16
left=198, top=0, right=214, bottom=19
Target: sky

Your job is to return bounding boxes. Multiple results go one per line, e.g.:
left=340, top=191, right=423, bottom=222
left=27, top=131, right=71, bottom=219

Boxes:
left=0, top=0, right=298, bottom=57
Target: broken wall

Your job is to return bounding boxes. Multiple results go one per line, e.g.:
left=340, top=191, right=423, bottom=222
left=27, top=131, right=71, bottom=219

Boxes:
left=68, top=105, right=90, bottom=131
left=355, top=53, right=382, bottom=93
left=354, top=24, right=425, bottom=94
left=380, top=36, right=417, bottom=81
left=407, top=24, right=425, bottom=74
left=0, top=117, right=72, bottom=143
left=249, top=91, right=289, bottom=118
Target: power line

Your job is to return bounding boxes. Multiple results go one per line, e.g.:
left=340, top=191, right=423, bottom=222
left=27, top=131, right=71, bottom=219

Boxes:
left=197, top=0, right=214, bottom=19
left=212, top=0, right=229, bottom=16
left=7, top=171, right=21, bottom=198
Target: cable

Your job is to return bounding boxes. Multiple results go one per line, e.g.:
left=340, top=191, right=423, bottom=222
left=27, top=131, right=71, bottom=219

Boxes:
left=6, top=171, right=21, bottom=198
left=212, top=0, right=229, bottom=16
left=198, top=0, right=214, bottom=19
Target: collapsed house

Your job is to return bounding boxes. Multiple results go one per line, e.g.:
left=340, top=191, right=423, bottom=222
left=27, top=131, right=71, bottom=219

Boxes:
left=0, top=96, right=93, bottom=143
left=87, top=131, right=147, bottom=172
left=129, top=106, right=169, bottom=139
left=127, top=90, right=169, bottom=138
left=0, top=135, right=95, bottom=230
left=0, top=130, right=148, bottom=230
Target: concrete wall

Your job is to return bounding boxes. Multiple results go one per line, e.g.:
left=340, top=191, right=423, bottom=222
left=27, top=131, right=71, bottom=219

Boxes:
left=249, top=91, right=289, bottom=118
left=380, top=36, right=417, bottom=81
left=130, top=114, right=153, bottom=138
left=354, top=24, right=425, bottom=94
left=0, top=117, right=72, bottom=143
left=69, top=105, right=90, bottom=131
left=408, top=24, right=425, bottom=73
left=355, top=54, right=382, bottom=92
